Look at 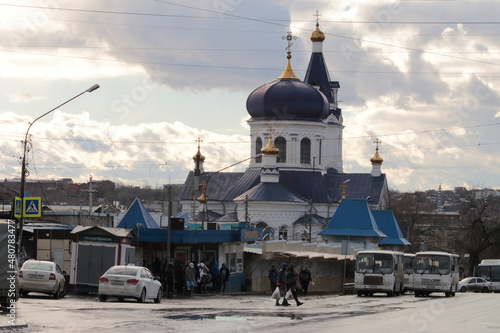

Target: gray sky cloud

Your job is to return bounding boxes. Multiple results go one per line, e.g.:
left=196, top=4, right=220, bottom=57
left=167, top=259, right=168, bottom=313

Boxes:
left=1, top=0, right=499, bottom=191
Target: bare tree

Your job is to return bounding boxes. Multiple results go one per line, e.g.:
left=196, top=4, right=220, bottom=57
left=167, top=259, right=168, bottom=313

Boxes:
left=451, top=190, right=500, bottom=276
left=388, top=190, right=437, bottom=252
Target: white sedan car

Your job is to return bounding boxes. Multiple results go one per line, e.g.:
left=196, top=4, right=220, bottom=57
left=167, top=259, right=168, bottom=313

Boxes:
left=98, top=265, right=162, bottom=303
left=19, top=260, right=67, bottom=299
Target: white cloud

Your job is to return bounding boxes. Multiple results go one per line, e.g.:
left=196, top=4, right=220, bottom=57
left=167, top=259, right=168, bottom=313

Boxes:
left=1, top=0, right=500, bottom=191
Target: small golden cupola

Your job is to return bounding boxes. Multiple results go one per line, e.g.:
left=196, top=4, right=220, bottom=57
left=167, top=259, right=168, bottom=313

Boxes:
left=193, top=137, right=205, bottom=176
left=370, top=139, right=384, bottom=177
left=196, top=181, right=208, bottom=203
left=261, top=129, right=279, bottom=156
left=310, top=22, right=325, bottom=42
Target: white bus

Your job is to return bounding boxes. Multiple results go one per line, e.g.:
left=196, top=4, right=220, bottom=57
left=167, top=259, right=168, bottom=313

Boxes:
left=403, top=253, right=415, bottom=293
left=355, top=250, right=404, bottom=297
left=413, top=251, right=459, bottom=297
left=476, top=259, right=500, bottom=292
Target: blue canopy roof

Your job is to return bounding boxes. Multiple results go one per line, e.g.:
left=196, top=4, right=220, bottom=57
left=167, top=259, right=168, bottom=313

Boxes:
left=371, top=210, right=411, bottom=246
left=318, top=199, right=387, bottom=238
left=117, top=198, right=160, bottom=229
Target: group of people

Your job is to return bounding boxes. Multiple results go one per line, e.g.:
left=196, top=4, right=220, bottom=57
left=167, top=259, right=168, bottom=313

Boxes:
left=269, top=264, right=313, bottom=306
left=161, top=260, right=231, bottom=298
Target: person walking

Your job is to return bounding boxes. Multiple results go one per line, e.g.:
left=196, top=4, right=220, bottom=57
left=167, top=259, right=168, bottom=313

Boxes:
left=268, top=265, right=278, bottom=293
left=220, top=263, right=230, bottom=293
left=275, top=263, right=289, bottom=306
left=286, top=264, right=303, bottom=306
left=299, top=266, right=313, bottom=295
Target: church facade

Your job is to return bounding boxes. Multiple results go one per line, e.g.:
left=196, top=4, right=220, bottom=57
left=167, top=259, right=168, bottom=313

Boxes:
left=178, top=23, right=389, bottom=242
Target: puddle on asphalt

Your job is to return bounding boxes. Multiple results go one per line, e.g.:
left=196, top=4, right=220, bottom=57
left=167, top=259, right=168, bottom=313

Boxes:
left=164, top=311, right=304, bottom=321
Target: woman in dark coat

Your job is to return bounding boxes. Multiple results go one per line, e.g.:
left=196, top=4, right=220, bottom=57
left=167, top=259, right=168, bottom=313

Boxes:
left=299, top=266, right=312, bottom=295
left=285, top=264, right=303, bottom=307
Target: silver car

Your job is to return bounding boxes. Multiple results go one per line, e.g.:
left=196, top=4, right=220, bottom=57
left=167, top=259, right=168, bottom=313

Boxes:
left=98, top=265, right=162, bottom=303
left=19, top=260, right=67, bottom=299
left=459, top=277, right=492, bottom=293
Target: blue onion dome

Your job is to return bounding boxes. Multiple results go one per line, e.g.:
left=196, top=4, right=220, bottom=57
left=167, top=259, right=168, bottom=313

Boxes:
left=246, top=78, right=329, bottom=120
left=246, top=42, right=329, bottom=121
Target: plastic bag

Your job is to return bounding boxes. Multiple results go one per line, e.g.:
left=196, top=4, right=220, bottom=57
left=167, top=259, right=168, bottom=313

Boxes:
left=271, top=287, right=280, bottom=299
left=285, top=289, right=293, bottom=300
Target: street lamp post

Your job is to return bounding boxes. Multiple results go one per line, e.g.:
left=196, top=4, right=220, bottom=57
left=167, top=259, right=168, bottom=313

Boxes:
left=17, top=84, right=100, bottom=256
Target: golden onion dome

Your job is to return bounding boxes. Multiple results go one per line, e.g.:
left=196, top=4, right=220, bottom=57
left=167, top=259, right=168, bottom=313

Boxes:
left=197, top=182, right=208, bottom=203
left=370, top=149, right=383, bottom=164
left=310, top=22, right=325, bottom=42
left=193, top=149, right=205, bottom=162
left=261, top=136, right=279, bottom=155
left=196, top=191, right=207, bottom=203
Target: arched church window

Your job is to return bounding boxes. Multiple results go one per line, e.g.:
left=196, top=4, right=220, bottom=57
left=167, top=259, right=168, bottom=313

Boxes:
left=278, top=225, right=288, bottom=240
left=300, top=138, right=311, bottom=164
left=274, top=137, right=286, bottom=163
left=255, top=137, right=262, bottom=163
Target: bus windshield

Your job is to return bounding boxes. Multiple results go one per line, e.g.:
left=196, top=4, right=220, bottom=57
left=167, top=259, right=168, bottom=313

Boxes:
left=477, top=265, right=500, bottom=282
left=356, top=253, right=393, bottom=274
left=415, top=254, right=450, bottom=275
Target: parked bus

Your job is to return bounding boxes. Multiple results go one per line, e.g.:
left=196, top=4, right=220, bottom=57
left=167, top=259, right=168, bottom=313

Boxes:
left=476, top=259, right=500, bottom=292
left=413, top=251, right=459, bottom=297
left=403, top=253, right=415, bottom=293
left=354, top=250, right=404, bottom=297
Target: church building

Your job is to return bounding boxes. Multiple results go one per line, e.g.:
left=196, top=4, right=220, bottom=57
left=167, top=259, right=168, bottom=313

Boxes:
left=178, top=22, right=389, bottom=242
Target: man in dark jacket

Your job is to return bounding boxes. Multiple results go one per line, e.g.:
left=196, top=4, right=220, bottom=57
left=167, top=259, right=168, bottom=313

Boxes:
left=268, top=265, right=278, bottom=293
left=275, top=263, right=289, bottom=306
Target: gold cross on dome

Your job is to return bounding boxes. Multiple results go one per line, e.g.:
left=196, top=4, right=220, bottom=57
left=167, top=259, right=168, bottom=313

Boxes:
left=373, top=138, right=381, bottom=150
left=196, top=137, right=203, bottom=149
left=267, top=126, right=274, bottom=140
left=282, top=27, right=297, bottom=54
left=314, top=10, right=322, bottom=23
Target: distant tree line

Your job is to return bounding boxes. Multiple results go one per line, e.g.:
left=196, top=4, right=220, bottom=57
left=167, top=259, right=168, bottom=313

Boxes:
left=389, top=189, right=500, bottom=276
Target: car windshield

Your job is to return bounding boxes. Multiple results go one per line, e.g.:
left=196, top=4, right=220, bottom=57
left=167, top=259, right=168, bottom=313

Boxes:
left=106, top=266, right=139, bottom=276
left=356, top=253, right=393, bottom=274
left=415, top=255, right=450, bottom=275
left=23, top=262, right=53, bottom=271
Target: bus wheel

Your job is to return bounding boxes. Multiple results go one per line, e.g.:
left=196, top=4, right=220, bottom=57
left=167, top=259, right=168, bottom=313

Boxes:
left=357, top=291, right=363, bottom=297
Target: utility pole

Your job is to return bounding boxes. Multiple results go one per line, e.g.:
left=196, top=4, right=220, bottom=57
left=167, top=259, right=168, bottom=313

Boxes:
left=166, top=185, right=172, bottom=263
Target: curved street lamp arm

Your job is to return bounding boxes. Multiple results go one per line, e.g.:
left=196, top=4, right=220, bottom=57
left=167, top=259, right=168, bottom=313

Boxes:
left=17, top=84, right=100, bottom=257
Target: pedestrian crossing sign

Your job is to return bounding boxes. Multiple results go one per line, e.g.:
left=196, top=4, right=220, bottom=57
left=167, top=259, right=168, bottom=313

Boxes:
left=14, top=197, right=22, bottom=218
left=22, top=197, right=42, bottom=217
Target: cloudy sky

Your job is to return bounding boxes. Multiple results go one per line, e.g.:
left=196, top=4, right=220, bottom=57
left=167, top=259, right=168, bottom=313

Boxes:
left=1, top=0, right=499, bottom=192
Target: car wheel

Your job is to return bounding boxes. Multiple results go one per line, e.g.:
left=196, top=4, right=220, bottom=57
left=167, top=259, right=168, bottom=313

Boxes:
left=53, top=286, right=60, bottom=299
left=460, top=286, right=467, bottom=292
left=117, top=297, right=124, bottom=302
left=138, top=288, right=146, bottom=303
left=59, top=283, right=68, bottom=298
left=98, top=294, right=108, bottom=302
left=20, top=290, right=29, bottom=297
left=482, top=287, right=490, bottom=293
left=154, top=288, right=162, bottom=303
